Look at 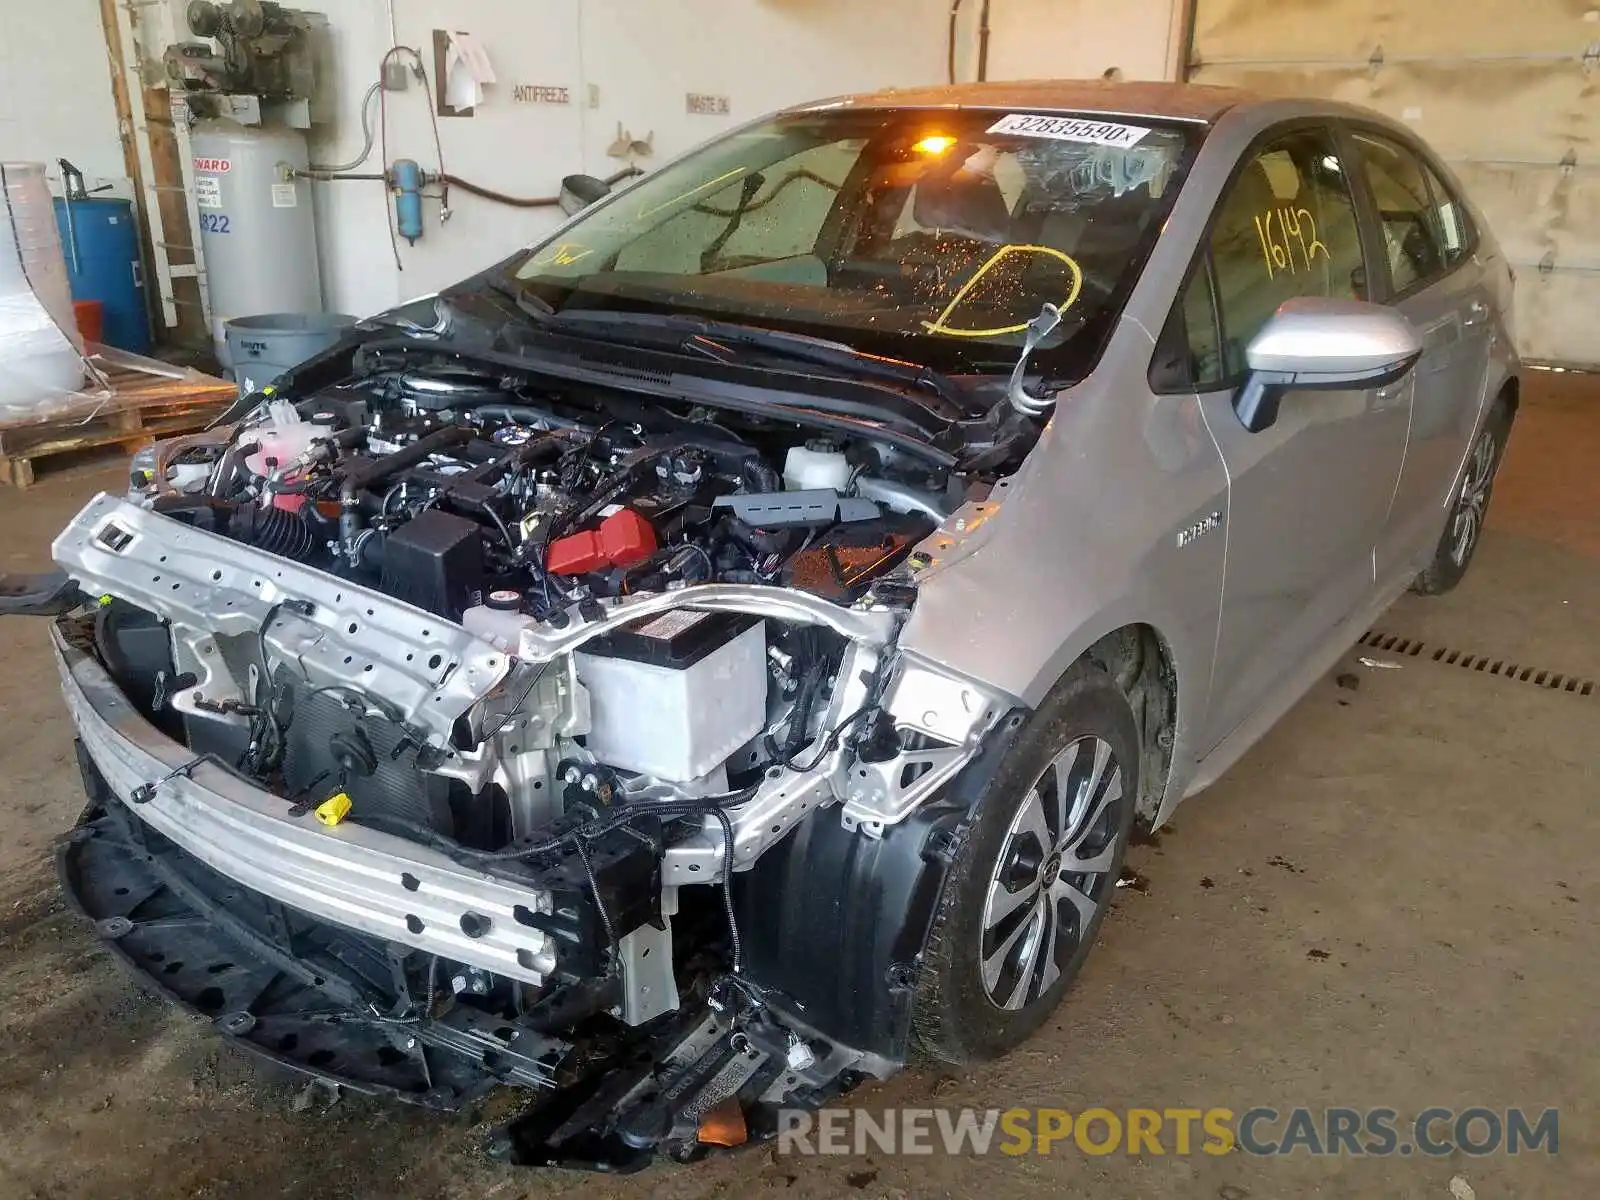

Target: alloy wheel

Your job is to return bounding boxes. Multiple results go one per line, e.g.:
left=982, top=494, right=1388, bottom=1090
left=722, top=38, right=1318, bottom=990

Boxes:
left=980, top=736, right=1126, bottom=1011
left=1450, top=428, right=1498, bottom=567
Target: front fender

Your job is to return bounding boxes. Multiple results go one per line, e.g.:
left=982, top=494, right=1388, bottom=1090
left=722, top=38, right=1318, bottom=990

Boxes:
left=732, top=706, right=1026, bottom=1065
left=893, top=357, right=1229, bottom=819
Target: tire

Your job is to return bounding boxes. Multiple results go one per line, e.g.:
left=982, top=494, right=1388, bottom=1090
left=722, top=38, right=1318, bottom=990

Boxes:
left=913, top=660, right=1139, bottom=1065
left=1413, top=399, right=1512, bottom=596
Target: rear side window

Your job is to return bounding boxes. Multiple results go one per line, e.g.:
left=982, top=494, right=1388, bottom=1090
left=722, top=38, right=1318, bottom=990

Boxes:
left=1351, top=132, right=1450, bottom=293
left=1420, top=160, right=1473, bottom=267
left=1203, top=127, right=1368, bottom=380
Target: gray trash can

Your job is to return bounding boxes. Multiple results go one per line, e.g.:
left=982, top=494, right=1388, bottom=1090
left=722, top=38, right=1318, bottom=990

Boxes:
left=224, top=312, right=358, bottom=396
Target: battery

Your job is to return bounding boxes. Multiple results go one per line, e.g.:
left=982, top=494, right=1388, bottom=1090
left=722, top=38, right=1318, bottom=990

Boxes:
left=582, top=610, right=762, bottom=668
left=575, top=612, right=767, bottom=783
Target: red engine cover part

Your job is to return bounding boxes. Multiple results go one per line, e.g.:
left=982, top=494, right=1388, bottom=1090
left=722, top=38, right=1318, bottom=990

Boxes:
left=546, top=508, right=658, bottom=575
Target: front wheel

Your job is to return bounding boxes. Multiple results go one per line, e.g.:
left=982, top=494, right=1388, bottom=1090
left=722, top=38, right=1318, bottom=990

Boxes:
left=1413, top=400, right=1511, bottom=595
left=913, top=661, right=1138, bottom=1064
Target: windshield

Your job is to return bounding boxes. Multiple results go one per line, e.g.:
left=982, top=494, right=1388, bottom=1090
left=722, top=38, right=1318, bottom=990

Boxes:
left=510, top=108, right=1198, bottom=376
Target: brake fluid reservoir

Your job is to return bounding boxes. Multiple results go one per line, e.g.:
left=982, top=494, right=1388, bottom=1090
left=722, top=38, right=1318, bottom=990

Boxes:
left=463, top=590, right=531, bottom=652
left=784, top=441, right=851, bottom=492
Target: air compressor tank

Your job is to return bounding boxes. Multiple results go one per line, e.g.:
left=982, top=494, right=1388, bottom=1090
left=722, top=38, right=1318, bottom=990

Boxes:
left=190, top=119, right=321, bottom=367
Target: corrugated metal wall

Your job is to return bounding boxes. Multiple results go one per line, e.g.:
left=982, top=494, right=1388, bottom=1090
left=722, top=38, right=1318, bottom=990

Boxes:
left=1188, top=0, right=1600, bottom=365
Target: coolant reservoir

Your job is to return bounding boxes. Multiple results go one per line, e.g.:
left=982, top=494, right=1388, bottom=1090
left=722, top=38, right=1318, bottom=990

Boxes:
left=244, top=401, right=325, bottom=477
left=783, top=441, right=851, bottom=492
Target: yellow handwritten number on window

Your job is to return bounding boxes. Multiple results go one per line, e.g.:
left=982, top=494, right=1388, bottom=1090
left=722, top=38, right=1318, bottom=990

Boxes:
left=531, top=242, right=593, bottom=269
left=1255, top=207, right=1329, bottom=279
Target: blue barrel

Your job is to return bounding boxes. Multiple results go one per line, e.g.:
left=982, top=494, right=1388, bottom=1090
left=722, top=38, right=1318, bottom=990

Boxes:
left=53, top=197, right=150, bottom=353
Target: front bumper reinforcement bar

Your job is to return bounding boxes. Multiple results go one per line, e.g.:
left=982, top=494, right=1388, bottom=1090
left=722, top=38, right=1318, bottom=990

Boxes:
left=54, top=624, right=559, bottom=987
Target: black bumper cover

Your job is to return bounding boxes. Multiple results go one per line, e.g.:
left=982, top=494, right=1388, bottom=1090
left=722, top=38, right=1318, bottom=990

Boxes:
left=58, top=697, right=1025, bottom=1168
left=59, top=741, right=560, bottom=1108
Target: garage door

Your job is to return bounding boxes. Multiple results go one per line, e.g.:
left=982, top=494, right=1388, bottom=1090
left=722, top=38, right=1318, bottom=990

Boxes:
left=1187, top=0, right=1600, bottom=366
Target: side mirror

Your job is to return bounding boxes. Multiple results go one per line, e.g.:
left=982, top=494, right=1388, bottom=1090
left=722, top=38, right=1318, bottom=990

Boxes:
left=558, top=174, right=613, bottom=216
left=1235, top=298, right=1422, bottom=433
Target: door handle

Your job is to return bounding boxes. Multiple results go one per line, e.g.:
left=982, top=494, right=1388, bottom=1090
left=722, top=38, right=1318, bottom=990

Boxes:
left=1463, top=300, right=1489, bottom=328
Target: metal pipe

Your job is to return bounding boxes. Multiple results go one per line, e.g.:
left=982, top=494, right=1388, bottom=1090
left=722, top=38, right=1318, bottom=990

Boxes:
left=977, top=0, right=992, bottom=81
left=309, top=82, right=382, bottom=174
left=947, top=0, right=967, bottom=83
left=1197, top=48, right=1592, bottom=70
left=293, top=166, right=640, bottom=200
left=293, top=170, right=385, bottom=182
left=339, top=425, right=471, bottom=553
left=518, top=583, right=903, bottom=661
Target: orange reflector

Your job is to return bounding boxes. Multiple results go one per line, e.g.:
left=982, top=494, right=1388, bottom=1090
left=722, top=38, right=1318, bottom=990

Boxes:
left=697, top=1097, right=749, bottom=1147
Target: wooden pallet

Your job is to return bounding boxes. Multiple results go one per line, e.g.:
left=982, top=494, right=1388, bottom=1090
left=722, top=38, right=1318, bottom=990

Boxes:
left=0, top=347, right=237, bottom=488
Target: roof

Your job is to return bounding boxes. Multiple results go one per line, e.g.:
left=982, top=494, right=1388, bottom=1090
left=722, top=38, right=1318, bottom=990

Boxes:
left=796, top=80, right=1258, bottom=124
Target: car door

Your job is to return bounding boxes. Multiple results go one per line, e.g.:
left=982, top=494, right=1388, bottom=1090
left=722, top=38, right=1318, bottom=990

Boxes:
left=1344, top=128, right=1495, bottom=587
left=1172, top=125, right=1412, bottom=753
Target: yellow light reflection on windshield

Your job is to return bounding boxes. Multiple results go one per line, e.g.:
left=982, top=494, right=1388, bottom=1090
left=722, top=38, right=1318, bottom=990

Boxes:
left=912, top=135, right=957, bottom=155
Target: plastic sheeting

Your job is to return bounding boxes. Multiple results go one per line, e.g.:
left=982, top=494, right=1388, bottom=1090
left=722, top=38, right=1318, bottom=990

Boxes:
left=0, top=161, right=87, bottom=417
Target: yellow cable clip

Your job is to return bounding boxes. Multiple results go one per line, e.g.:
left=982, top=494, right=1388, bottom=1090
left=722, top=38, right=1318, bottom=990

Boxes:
left=314, top=792, right=353, bottom=826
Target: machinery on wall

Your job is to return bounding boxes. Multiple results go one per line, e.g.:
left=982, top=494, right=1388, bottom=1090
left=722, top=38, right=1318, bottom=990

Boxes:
left=162, top=0, right=636, bottom=344
left=165, top=1, right=332, bottom=128
left=163, top=1, right=331, bottom=366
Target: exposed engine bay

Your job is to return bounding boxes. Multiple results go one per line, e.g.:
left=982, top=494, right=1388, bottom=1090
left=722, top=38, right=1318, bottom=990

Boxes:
left=44, top=347, right=1029, bottom=1169
left=127, top=350, right=1000, bottom=831
left=148, top=362, right=957, bottom=620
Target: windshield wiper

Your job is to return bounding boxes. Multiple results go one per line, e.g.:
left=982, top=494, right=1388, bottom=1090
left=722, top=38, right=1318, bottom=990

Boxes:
left=489, top=283, right=966, bottom=418
left=350, top=336, right=957, bottom=465
left=484, top=275, right=556, bottom=321
left=565, top=310, right=966, bottom=416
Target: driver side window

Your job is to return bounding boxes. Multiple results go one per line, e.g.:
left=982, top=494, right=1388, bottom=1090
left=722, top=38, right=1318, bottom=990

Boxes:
left=1200, top=128, right=1368, bottom=380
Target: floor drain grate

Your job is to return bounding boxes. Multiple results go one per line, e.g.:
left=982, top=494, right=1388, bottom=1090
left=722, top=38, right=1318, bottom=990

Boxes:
left=1358, top=631, right=1596, bottom=696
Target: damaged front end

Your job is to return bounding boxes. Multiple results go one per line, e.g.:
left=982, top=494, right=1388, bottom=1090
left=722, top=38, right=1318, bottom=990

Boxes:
left=34, top=358, right=1027, bottom=1168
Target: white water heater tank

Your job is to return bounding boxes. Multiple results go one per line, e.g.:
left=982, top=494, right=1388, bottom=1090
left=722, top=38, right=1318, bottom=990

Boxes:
left=190, top=119, right=321, bottom=366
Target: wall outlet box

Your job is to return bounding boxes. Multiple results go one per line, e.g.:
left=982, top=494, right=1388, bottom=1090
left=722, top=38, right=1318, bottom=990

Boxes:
left=383, top=61, right=410, bottom=91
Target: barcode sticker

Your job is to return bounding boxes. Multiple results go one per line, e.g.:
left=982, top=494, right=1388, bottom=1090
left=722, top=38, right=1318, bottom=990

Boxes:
left=987, top=113, right=1149, bottom=148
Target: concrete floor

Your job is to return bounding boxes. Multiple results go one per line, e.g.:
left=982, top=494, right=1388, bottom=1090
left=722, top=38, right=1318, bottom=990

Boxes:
left=2, top=376, right=1597, bottom=1199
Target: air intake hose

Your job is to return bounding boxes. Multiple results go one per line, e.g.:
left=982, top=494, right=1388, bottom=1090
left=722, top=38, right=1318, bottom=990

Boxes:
left=229, top=504, right=318, bottom=561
